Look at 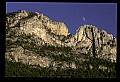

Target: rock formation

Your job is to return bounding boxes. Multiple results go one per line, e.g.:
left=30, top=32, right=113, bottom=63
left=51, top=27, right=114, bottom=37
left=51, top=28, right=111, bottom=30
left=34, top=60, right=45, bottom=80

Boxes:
left=6, top=10, right=117, bottom=71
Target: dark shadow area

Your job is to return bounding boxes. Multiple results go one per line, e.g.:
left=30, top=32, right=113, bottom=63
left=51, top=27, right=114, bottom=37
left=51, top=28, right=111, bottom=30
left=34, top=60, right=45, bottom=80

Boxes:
left=91, top=28, right=96, bottom=58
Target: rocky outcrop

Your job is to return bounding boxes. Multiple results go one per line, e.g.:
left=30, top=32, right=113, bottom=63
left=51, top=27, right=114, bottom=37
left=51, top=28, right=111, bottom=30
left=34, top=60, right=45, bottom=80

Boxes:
left=74, top=24, right=117, bottom=62
left=6, top=10, right=68, bottom=37
left=6, top=10, right=69, bottom=47
left=5, top=46, right=76, bottom=69
left=6, top=9, right=117, bottom=69
left=47, top=22, right=68, bottom=36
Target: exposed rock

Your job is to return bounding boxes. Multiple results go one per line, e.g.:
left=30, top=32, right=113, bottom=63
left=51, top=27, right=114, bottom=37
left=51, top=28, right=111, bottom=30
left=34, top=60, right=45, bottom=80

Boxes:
left=98, top=65, right=108, bottom=71
left=47, top=22, right=68, bottom=36
left=6, top=10, right=117, bottom=71
left=73, top=24, right=117, bottom=62
left=75, top=26, right=85, bottom=41
left=89, top=64, right=93, bottom=69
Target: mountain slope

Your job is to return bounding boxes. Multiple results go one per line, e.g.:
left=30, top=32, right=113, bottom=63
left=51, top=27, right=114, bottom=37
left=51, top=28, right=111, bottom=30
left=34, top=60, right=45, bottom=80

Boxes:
left=5, top=10, right=117, bottom=78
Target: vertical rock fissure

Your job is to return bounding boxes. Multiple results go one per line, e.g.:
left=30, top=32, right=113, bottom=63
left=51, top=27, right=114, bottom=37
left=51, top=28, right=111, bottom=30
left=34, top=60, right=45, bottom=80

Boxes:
left=91, top=28, right=96, bottom=58
left=85, top=28, right=92, bottom=41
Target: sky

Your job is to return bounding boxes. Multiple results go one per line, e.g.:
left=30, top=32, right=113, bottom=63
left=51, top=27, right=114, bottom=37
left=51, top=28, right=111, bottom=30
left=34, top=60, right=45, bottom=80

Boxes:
left=6, top=2, right=117, bottom=37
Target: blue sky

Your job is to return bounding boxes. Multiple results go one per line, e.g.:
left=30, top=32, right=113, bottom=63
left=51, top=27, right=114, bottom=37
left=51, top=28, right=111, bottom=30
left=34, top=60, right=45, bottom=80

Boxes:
left=6, top=2, right=117, bottom=37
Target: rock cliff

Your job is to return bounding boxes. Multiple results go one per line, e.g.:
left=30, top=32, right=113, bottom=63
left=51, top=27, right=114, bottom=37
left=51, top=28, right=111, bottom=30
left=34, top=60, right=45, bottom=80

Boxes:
left=6, top=10, right=117, bottom=72
left=74, top=25, right=116, bottom=62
